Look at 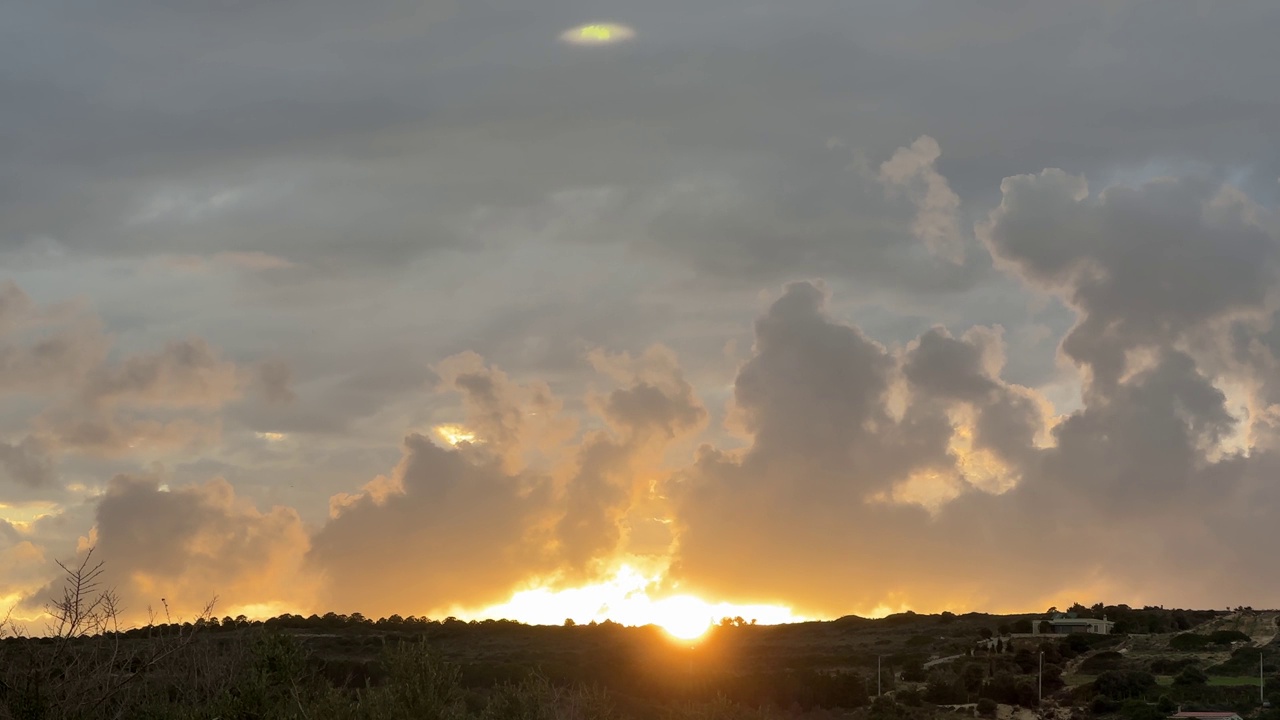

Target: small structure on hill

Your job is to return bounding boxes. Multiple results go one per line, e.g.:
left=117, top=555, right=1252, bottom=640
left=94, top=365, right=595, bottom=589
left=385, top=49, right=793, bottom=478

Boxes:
left=1035, top=612, right=1114, bottom=635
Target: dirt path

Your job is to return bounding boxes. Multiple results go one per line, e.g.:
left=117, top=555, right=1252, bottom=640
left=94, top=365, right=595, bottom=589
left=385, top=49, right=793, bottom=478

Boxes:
left=925, top=654, right=966, bottom=669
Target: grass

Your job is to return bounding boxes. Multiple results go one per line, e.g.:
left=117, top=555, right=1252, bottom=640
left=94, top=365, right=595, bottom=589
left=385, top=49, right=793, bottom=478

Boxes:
left=1065, top=675, right=1261, bottom=688
left=1204, top=677, right=1265, bottom=687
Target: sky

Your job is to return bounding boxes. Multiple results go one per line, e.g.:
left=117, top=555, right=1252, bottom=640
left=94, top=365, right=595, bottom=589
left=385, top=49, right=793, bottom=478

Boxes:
left=3, top=0, right=1280, bottom=630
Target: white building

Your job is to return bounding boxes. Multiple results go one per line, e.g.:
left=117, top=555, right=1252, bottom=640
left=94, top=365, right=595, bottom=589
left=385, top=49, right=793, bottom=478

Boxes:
left=1037, top=613, right=1114, bottom=635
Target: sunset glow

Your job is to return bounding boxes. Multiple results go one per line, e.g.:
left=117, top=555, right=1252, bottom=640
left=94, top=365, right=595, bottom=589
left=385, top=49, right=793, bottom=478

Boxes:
left=7, top=0, right=1280, bottom=677
left=434, top=424, right=477, bottom=446
left=454, top=564, right=805, bottom=640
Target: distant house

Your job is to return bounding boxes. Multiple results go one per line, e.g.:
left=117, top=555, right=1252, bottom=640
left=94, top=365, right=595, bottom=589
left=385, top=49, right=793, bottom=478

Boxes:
left=1037, top=612, right=1114, bottom=635
left=1168, top=712, right=1243, bottom=720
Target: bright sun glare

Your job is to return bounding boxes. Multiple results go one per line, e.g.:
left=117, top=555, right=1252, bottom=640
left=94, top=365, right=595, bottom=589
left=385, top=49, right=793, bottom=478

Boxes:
left=453, top=564, right=803, bottom=641
left=434, top=424, right=476, bottom=447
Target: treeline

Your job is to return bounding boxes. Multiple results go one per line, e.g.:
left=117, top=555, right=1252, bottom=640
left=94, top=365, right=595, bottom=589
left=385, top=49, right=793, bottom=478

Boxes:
left=0, top=611, right=535, bottom=640
left=2, top=602, right=1234, bottom=645
left=1043, top=604, right=1222, bottom=635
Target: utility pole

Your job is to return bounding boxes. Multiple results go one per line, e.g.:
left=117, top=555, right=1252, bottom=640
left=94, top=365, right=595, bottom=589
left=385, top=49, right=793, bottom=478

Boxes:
left=1038, top=651, right=1044, bottom=706
left=878, top=655, right=882, bottom=697
left=1262, top=651, right=1266, bottom=707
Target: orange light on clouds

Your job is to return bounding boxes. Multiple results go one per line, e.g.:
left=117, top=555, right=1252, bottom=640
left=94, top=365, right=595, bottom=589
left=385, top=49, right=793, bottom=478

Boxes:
left=434, top=424, right=476, bottom=447
left=451, top=563, right=805, bottom=641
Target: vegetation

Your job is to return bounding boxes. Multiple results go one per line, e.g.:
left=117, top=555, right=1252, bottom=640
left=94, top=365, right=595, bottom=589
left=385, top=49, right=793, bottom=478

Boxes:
left=1170, top=631, right=1251, bottom=652
left=2, top=560, right=1275, bottom=719
left=1079, top=651, right=1126, bottom=674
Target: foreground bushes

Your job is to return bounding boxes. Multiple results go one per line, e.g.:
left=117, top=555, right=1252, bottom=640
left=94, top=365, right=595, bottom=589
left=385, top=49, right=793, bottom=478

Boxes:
left=0, top=631, right=712, bottom=720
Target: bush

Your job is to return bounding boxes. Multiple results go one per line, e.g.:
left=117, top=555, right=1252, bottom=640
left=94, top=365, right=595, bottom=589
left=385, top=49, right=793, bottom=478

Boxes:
left=901, top=657, right=928, bottom=682
left=977, top=698, right=998, bottom=717
left=1091, top=695, right=1120, bottom=714
left=1170, top=634, right=1211, bottom=651
left=1150, top=658, right=1200, bottom=675
left=897, top=688, right=924, bottom=707
left=1094, top=671, right=1157, bottom=700
left=924, top=672, right=966, bottom=705
left=1207, top=630, right=1250, bottom=645
left=1174, top=666, right=1207, bottom=686
left=1080, top=652, right=1126, bottom=674
left=1206, top=646, right=1279, bottom=676
left=1120, top=699, right=1167, bottom=720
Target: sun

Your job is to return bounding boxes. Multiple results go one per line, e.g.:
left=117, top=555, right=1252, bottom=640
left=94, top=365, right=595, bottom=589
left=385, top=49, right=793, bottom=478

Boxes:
left=650, top=595, right=714, bottom=640
left=445, top=562, right=805, bottom=639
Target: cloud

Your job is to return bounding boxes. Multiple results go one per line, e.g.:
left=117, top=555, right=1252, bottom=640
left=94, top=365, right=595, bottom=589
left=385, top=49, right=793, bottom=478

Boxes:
left=0, top=283, right=251, bottom=498
left=672, top=281, right=1024, bottom=613
left=307, top=434, right=556, bottom=617
left=254, top=359, right=297, bottom=405
left=4, top=0, right=1280, bottom=624
left=0, top=437, right=55, bottom=489
left=431, top=351, right=576, bottom=474
left=0, top=283, right=110, bottom=397
left=144, top=252, right=296, bottom=274
left=18, top=472, right=314, bottom=623
left=979, top=170, right=1279, bottom=388
left=82, top=338, right=242, bottom=409
left=552, top=346, right=707, bottom=572
left=305, top=346, right=708, bottom=616
left=669, top=262, right=1273, bottom=616
left=879, top=136, right=965, bottom=263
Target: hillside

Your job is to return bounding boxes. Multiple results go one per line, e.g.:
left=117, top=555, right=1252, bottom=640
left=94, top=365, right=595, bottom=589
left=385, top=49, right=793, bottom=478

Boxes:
left=4, top=607, right=1280, bottom=720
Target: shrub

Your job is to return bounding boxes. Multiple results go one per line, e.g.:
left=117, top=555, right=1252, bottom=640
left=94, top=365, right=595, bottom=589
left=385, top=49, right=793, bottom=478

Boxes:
left=1206, top=630, right=1250, bottom=645
left=897, top=688, right=924, bottom=707
left=1080, top=652, right=1126, bottom=674
left=1120, top=699, right=1167, bottom=720
left=1174, top=666, right=1208, bottom=686
left=1091, top=695, right=1120, bottom=714
left=1150, top=658, right=1199, bottom=675
left=977, top=698, right=998, bottom=717
left=901, top=657, right=928, bottom=682
left=1094, top=671, right=1157, bottom=700
left=1170, top=634, right=1211, bottom=651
